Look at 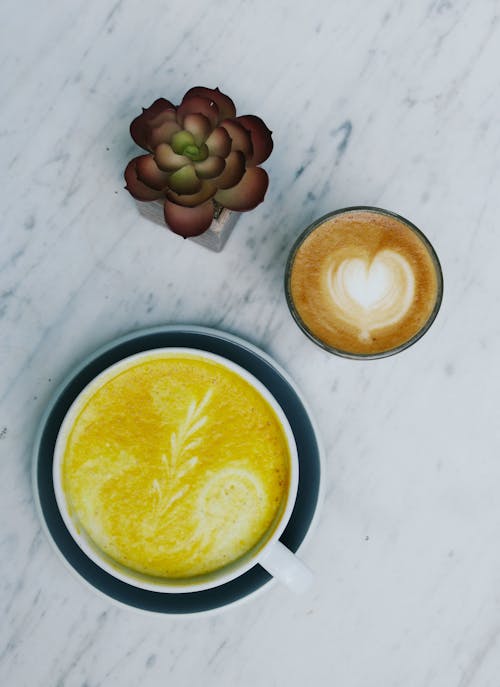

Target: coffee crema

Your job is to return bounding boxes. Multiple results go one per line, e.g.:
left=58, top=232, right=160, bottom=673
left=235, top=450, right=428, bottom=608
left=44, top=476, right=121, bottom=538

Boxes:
left=61, top=353, right=290, bottom=579
left=287, top=209, right=441, bottom=356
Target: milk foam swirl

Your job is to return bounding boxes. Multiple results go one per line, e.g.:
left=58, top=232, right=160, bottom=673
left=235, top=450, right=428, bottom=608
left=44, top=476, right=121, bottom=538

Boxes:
left=141, top=466, right=267, bottom=558
left=195, top=467, right=267, bottom=551
left=325, top=249, right=415, bottom=341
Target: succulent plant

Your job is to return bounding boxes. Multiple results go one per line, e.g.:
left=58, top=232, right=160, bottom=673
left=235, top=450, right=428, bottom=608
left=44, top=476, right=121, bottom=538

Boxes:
left=124, top=87, right=273, bottom=237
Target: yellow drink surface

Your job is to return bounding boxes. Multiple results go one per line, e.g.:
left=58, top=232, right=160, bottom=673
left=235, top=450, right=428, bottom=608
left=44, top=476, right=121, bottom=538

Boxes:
left=61, top=354, right=290, bottom=579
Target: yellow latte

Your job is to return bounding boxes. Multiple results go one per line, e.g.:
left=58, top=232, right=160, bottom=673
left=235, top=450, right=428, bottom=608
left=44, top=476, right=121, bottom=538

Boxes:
left=61, top=353, right=291, bottom=579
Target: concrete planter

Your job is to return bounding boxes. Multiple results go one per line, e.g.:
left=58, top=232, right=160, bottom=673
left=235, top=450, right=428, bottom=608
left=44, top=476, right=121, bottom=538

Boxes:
left=136, top=200, right=240, bottom=253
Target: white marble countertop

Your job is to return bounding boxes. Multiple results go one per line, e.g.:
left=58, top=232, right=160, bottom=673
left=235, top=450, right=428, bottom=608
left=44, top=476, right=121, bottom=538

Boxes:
left=2, top=0, right=500, bottom=685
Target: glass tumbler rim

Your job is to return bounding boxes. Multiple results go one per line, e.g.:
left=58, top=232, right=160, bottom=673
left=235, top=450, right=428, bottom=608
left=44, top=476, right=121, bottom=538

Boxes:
left=284, top=205, right=444, bottom=360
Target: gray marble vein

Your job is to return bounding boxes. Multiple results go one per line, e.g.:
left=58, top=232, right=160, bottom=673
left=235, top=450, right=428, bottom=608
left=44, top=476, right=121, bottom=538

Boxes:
left=2, top=0, right=500, bottom=685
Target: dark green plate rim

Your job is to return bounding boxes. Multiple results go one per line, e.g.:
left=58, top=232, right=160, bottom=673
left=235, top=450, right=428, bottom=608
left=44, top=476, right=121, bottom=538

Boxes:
left=32, top=325, right=323, bottom=615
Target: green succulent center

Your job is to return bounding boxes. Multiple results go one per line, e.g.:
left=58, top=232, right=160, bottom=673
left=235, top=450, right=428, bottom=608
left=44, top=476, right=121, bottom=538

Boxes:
left=171, top=130, right=208, bottom=162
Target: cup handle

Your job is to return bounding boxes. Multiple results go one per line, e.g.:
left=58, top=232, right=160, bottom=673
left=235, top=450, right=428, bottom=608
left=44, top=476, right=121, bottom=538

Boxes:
left=258, top=541, right=313, bottom=594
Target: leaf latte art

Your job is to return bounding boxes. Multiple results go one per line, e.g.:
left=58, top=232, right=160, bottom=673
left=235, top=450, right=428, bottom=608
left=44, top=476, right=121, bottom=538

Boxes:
left=61, top=354, right=290, bottom=579
left=288, top=209, right=441, bottom=356
left=325, top=250, right=415, bottom=342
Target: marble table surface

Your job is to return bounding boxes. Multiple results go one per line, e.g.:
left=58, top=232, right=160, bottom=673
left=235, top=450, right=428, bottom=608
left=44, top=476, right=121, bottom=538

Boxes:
left=2, top=0, right=500, bottom=685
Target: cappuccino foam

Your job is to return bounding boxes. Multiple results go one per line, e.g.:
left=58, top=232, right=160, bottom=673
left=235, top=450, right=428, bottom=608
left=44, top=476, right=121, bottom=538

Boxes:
left=288, top=210, right=441, bottom=356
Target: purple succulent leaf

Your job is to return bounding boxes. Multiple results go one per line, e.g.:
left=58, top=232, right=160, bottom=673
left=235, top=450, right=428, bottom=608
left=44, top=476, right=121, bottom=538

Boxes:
left=205, top=127, right=232, bottom=158
left=165, top=180, right=217, bottom=207
left=183, top=113, right=212, bottom=145
left=147, top=107, right=177, bottom=129
left=183, top=87, right=236, bottom=122
left=219, top=119, right=253, bottom=159
left=177, top=96, right=219, bottom=128
left=213, top=150, right=245, bottom=189
left=214, top=167, right=269, bottom=211
left=135, top=154, right=171, bottom=191
left=168, top=164, right=203, bottom=195
left=124, top=157, right=165, bottom=200
left=130, top=98, right=175, bottom=151
left=164, top=199, right=214, bottom=237
left=194, top=156, right=226, bottom=180
left=154, top=143, right=189, bottom=172
left=148, top=119, right=181, bottom=148
left=235, top=115, right=273, bottom=166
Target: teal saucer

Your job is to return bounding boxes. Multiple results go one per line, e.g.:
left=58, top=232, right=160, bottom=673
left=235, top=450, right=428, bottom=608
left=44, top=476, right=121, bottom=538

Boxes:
left=33, top=326, right=322, bottom=615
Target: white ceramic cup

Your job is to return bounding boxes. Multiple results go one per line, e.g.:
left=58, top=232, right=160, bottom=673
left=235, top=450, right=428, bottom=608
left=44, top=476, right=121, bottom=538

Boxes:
left=53, top=348, right=313, bottom=594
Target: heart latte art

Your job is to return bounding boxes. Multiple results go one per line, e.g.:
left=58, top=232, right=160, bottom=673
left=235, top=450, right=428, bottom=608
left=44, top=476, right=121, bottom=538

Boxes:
left=326, top=250, right=415, bottom=342
left=288, top=209, right=441, bottom=356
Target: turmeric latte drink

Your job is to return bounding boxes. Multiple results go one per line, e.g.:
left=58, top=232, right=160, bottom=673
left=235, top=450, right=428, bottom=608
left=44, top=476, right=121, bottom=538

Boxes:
left=59, top=352, right=291, bottom=579
left=287, top=208, right=442, bottom=357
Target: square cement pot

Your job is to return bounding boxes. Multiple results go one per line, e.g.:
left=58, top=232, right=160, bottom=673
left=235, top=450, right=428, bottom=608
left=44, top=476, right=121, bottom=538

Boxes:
left=136, top=200, right=240, bottom=252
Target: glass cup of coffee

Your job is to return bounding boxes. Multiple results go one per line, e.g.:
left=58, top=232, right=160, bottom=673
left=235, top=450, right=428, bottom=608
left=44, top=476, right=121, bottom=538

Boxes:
left=285, top=207, right=443, bottom=359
